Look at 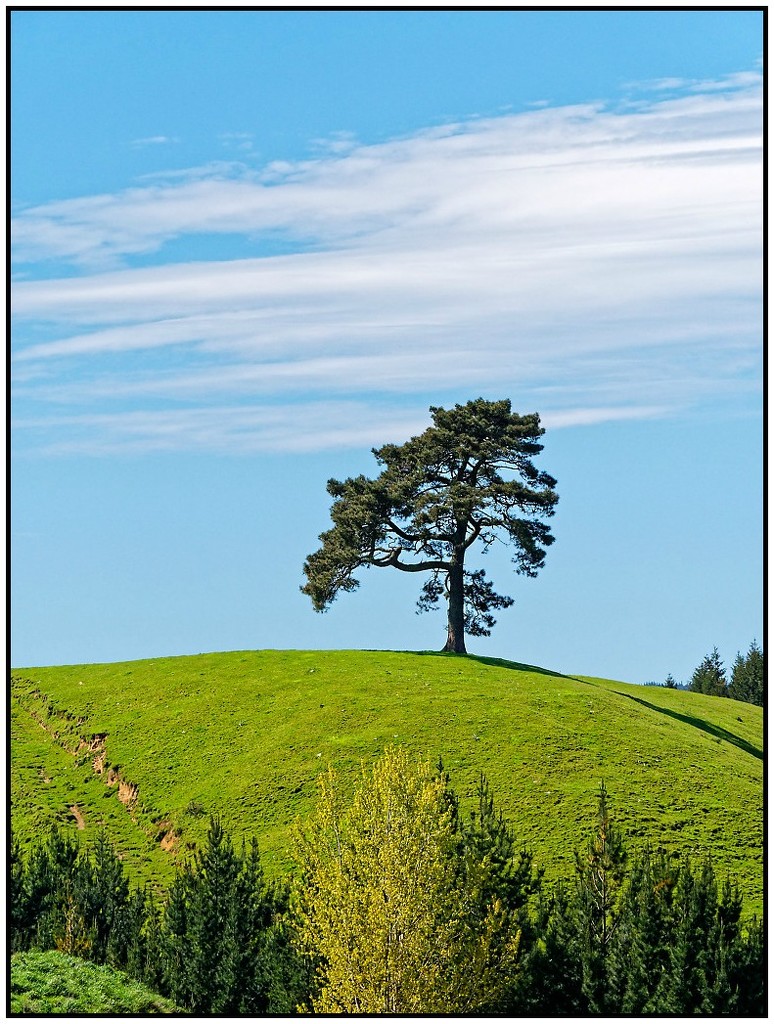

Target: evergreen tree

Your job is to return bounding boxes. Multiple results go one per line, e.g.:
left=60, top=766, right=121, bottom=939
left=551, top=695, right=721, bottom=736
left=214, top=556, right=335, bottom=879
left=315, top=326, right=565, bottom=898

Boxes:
left=651, top=857, right=746, bottom=1014
left=14, top=827, right=81, bottom=952
left=460, top=774, right=544, bottom=1011
left=72, top=831, right=132, bottom=965
left=10, top=791, right=765, bottom=1016
left=159, top=816, right=291, bottom=1014
left=159, top=872, right=192, bottom=1008
left=573, top=782, right=628, bottom=1013
left=10, top=838, right=29, bottom=951
left=728, top=916, right=765, bottom=1015
left=607, top=848, right=677, bottom=1013
left=689, top=647, right=728, bottom=697
left=513, top=882, right=585, bottom=1014
left=122, top=887, right=158, bottom=985
left=728, top=640, right=764, bottom=706
left=302, top=398, right=558, bottom=653
left=137, top=898, right=166, bottom=993
left=664, top=673, right=677, bottom=689
left=462, top=773, right=544, bottom=914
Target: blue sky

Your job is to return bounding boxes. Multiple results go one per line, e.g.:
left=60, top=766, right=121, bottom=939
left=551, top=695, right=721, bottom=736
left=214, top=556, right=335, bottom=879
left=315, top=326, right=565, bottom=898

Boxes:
left=11, top=9, right=763, bottom=683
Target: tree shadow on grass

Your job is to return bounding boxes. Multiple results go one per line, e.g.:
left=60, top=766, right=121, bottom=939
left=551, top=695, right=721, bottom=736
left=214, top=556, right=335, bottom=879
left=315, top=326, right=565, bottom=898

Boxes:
left=404, top=650, right=573, bottom=680
left=611, top=690, right=763, bottom=761
left=404, top=652, right=763, bottom=761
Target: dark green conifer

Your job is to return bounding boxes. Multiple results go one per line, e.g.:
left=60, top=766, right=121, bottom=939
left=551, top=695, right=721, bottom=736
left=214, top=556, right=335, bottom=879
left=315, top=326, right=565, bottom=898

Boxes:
left=656, top=858, right=718, bottom=1013
left=10, top=838, right=29, bottom=951
left=514, top=882, right=585, bottom=1014
left=728, top=640, right=764, bottom=706
left=728, top=916, right=765, bottom=1015
left=73, top=831, right=131, bottom=964
left=573, top=782, right=628, bottom=1013
left=689, top=647, right=728, bottom=696
left=159, top=816, right=283, bottom=1014
left=22, top=827, right=81, bottom=952
left=608, top=848, right=677, bottom=1013
left=463, top=773, right=544, bottom=913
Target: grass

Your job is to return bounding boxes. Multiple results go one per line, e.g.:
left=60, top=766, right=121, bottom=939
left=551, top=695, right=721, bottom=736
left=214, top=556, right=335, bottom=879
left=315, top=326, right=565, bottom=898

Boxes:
left=9, top=950, right=181, bottom=1014
left=10, top=649, right=764, bottom=915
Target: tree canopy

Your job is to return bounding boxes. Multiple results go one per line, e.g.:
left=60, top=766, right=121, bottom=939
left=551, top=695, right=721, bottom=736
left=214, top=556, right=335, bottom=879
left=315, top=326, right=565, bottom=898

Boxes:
left=301, top=398, right=558, bottom=652
left=292, top=747, right=521, bottom=1013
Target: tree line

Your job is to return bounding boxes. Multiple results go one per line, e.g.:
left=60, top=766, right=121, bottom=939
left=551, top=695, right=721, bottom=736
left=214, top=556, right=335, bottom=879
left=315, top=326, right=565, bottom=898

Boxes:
left=11, top=748, right=764, bottom=1015
left=653, top=640, right=763, bottom=706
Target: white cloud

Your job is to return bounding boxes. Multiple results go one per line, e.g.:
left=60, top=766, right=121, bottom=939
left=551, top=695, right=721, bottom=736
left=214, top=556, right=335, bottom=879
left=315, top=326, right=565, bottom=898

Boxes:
left=130, top=135, right=179, bottom=148
left=11, top=400, right=672, bottom=458
left=10, top=73, right=763, bottom=456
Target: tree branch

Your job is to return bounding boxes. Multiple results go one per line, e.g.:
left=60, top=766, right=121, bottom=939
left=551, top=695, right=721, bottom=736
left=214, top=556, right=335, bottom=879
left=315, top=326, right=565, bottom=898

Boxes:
left=368, top=547, right=449, bottom=572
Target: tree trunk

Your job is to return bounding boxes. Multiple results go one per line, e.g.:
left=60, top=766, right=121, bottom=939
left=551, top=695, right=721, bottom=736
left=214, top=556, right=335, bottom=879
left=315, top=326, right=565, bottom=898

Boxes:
left=442, top=563, right=466, bottom=654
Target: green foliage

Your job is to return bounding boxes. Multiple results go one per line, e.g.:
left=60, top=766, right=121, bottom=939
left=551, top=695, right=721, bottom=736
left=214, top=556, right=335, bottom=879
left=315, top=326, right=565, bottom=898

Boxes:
left=515, top=882, right=585, bottom=1014
left=11, top=821, right=304, bottom=1016
left=509, top=802, right=764, bottom=1016
left=728, top=640, right=764, bottom=706
left=606, top=848, right=676, bottom=1013
left=302, top=398, right=558, bottom=651
left=10, top=777, right=765, bottom=1016
left=158, top=816, right=304, bottom=1014
left=10, top=951, right=181, bottom=1015
left=689, top=646, right=728, bottom=697
left=10, top=651, right=764, bottom=918
left=573, top=783, right=628, bottom=1012
left=293, top=747, right=521, bottom=1013
left=11, top=826, right=81, bottom=953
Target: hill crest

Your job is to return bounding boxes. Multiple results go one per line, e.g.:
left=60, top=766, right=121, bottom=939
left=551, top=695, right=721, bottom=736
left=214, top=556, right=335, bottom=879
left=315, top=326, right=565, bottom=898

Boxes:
left=11, top=649, right=763, bottom=916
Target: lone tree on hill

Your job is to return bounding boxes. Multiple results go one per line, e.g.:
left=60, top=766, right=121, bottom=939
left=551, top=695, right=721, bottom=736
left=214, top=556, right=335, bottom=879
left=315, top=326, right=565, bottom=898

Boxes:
left=301, top=398, right=558, bottom=653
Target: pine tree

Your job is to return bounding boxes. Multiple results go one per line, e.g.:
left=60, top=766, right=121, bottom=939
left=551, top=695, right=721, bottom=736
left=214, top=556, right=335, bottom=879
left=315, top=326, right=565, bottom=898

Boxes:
left=689, top=647, right=728, bottom=697
left=159, top=872, right=192, bottom=1007
left=728, top=916, right=765, bottom=1015
left=728, top=640, right=764, bottom=706
left=461, top=774, right=544, bottom=1011
left=302, top=398, right=558, bottom=653
left=137, top=897, right=166, bottom=993
left=463, top=773, right=544, bottom=914
left=159, top=817, right=283, bottom=1014
left=514, top=882, right=585, bottom=1014
left=573, top=782, right=628, bottom=1013
left=21, top=827, right=81, bottom=952
left=10, top=838, right=29, bottom=951
left=607, top=848, right=677, bottom=1013
left=655, top=858, right=721, bottom=1013
left=72, top=831, right=132, bottom=965
left=122, top=887, right=156, bottom=984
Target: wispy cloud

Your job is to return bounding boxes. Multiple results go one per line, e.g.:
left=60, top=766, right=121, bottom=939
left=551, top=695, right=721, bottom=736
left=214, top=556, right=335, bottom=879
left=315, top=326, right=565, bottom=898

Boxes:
left=10, top=73, right=763, bottom=456
left=622, top=68, right=763, bottom=95
left=11, top=401, right=672, bottom=458
left=130, top=135, right=179, bottom=148
left=218, top=131, right=255, bottom=153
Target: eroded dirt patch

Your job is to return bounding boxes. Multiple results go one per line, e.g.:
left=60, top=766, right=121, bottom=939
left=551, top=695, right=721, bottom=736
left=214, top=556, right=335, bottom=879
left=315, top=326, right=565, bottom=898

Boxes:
left=156, top=820, right=179, bottom=852
left=12, top=675, right=178, bottom=861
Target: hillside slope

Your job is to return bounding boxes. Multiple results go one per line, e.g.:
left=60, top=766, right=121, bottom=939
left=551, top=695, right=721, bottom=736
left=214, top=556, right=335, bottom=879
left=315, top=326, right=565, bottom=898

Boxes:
left=10, top=951, right=180, bottom=1015
left=11, top=650, right=764, bottom=914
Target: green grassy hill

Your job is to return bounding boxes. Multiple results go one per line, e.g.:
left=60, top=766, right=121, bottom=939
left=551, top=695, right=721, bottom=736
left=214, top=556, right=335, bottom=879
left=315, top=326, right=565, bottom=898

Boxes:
left=10, top=951, right=181, bottom=1014
left=11, top=650, right=763, bottom=915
